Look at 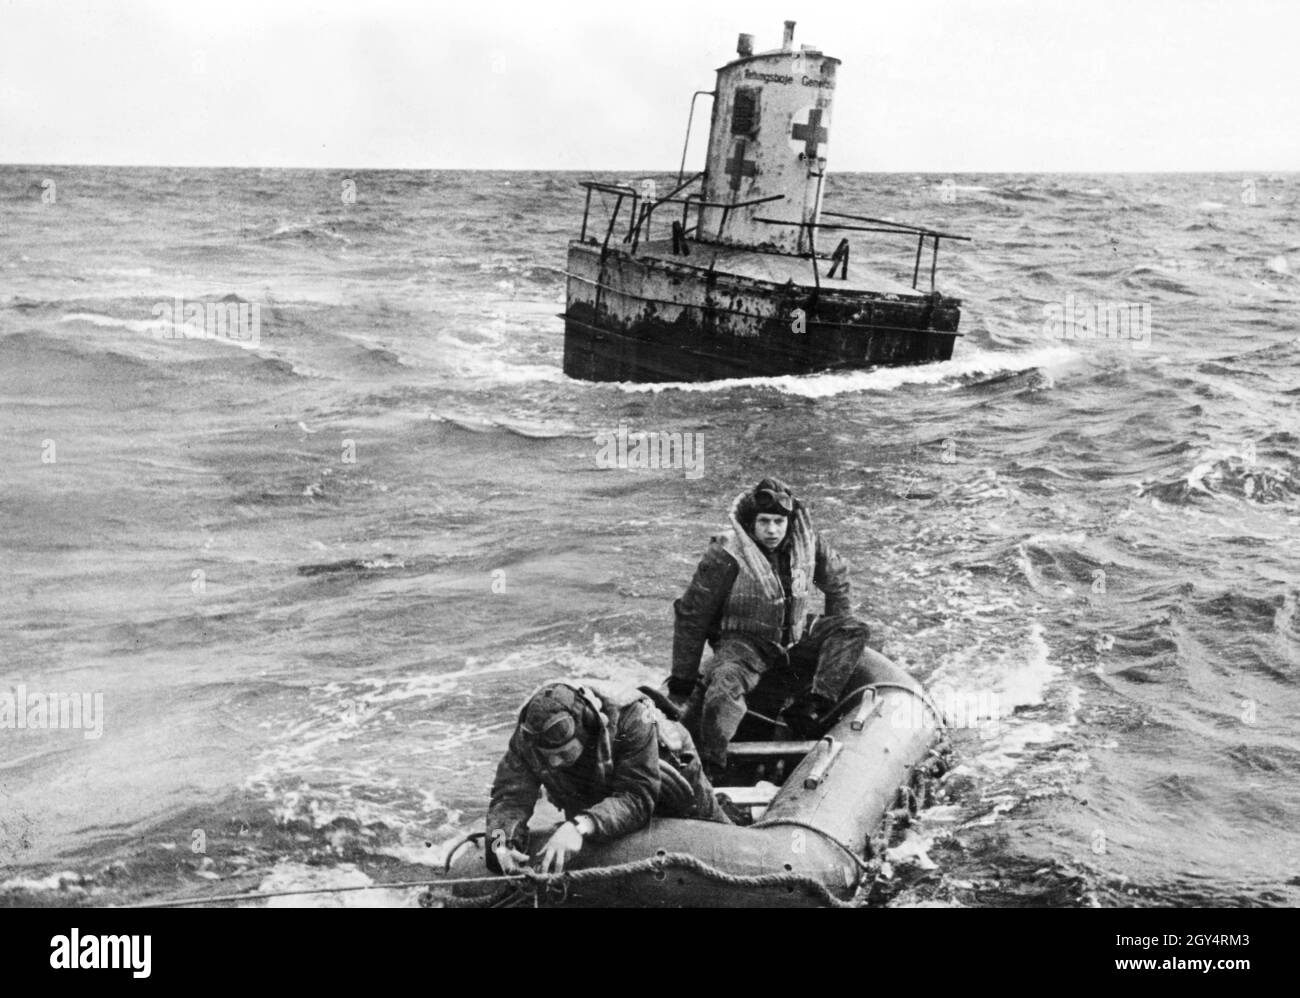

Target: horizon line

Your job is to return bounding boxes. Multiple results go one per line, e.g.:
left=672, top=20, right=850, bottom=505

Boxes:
left=2, top=162, right=1297, bottom=175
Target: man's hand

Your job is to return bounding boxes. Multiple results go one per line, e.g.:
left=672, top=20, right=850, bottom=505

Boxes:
left=782, top=694, right=832, bottom=740
left=492, top=842, right=531, bottom=875
left=538, top=821, right=585, bottom=873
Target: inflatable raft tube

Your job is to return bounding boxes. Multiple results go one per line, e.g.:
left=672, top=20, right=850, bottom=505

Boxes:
left=442, top=680, right=946, bottom=908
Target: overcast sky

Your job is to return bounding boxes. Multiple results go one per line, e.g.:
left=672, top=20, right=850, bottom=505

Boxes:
left=1, top=0, right=1296, bottom=171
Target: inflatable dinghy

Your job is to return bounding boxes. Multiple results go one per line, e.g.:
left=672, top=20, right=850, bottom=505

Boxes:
left=436, top=663, right=948, bottom=908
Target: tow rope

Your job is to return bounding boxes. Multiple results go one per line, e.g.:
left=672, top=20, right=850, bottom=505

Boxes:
left=428, top=852, right=861, bottom=909
left=115, top=874, right=526, bottom=909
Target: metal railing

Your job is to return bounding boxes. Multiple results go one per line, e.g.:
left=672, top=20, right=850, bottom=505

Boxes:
left=578, top=181, right=638, bottom=246
left=823, top=212, right=971, bottom=291
left=677, top=91, right=715, bottom=187
left=753, top=212, right=972, bottom=293
left=579, top=175, right=786, bottom=256
left=576, top=181, right=970, bottom=295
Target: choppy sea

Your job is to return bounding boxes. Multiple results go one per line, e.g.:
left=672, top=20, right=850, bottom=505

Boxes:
left=1, top=167, right=1297, bottom=907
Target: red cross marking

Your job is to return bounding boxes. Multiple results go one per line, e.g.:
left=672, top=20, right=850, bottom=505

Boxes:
left=725, top=141, right=758, bottom=191
left=791, top=108, right=829, bottom=158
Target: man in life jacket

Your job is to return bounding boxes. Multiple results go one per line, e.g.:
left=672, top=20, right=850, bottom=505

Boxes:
left=667, top=477, right=917, bottom=779
left=486, top=680, right=730, bottom=875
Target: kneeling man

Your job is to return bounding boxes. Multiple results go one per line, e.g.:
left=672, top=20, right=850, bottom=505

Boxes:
left=487, top=680, right=729, bottom=874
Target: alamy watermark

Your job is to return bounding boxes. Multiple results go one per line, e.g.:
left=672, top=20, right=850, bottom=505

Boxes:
left=890, top=684, right=1001, bottom=737
left=151, top=297, right=261, bottom=344
left=50, top=930, right=150, bottom=978
left=594, top=420, right=704, bottom=480
left=1, top=684, right=103, bottom=739
left=1043, top=295, right=1151, bottom=347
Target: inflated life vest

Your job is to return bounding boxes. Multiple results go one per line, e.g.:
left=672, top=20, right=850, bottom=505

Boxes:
left=716, top=499, right=816, bottom=648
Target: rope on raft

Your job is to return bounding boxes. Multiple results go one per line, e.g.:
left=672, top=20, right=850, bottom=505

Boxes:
left=426, top=852, right=860, bottom=909
left=117, top=855, right=863, bottom=909
left=747, top=817, right=876, bottom=876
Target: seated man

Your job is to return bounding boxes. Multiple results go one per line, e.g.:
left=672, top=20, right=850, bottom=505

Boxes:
left=486, top=680, right=729, bottom=875
left=667, top=477, right=917, bottom=779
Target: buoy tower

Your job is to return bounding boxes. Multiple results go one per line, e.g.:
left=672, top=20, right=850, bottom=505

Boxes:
left=699, top=21, right=838, bottom=255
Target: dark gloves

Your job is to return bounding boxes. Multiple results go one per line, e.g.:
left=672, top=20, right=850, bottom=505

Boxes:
left=666, top=676, right=696, bottom=699
left=782, top=695, right=833, bottom=740
left=665, top=676, right=696, bottom=712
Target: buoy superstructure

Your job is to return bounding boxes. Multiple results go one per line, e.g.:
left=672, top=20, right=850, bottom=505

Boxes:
left=562, top=20, right=970, bottom=383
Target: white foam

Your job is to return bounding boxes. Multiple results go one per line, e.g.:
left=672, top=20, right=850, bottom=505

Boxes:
left=250, top=861, right=416, bottom=908
left=61, top=311, right=164, bottom=334
left=886, top=826, right=939, bottom=870
left=0, top=871, right=88, bottom=894
left=614, top=346, right=1078, bottom=398
left=447, top=350, right=566, bottom=385
left=928, top=622, right=1057, bottom=714
left=927, top=622, right=1082, bottom=781
left=60, top=311, right=266, bottom=353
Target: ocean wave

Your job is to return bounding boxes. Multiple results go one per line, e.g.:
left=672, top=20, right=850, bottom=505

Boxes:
left=261, top=224, right=352, bottom=246
left=428, top=412, right=590, bottom=439
left=56, top=309, right=274, bottom=357
left=0, top=329, right=165, bottom=378
left=1139, top=452, right=1298, bottom=505
left=1010, top=534, right=1105, bottom=599
left=1122, top=267, right=1198, bottom=295
left=297, top=556, right=409, bottom=576
left=993, top=188, right=1053, bottom=203
left=59, top=311, right=166, bottom=335
left=1191, top=590, right=1285, bottom=626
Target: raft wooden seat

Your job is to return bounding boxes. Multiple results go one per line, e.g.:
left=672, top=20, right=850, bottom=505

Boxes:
left=714, top=785, right=779, bottom=806
left=727, top=740, right=820, bottom=756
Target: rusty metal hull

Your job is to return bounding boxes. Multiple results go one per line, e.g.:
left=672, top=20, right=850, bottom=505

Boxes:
left=562, top=241, right=961, bottom=383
